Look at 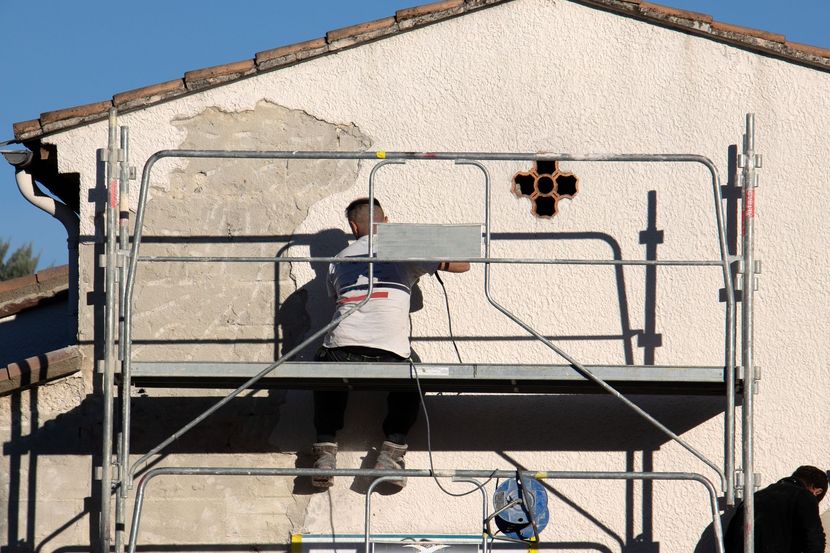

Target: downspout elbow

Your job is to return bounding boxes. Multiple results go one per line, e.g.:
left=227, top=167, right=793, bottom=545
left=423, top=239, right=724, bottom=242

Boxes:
left=14, top=167, right=80, bottom=238
left=5, top=149, right=80, bottom=325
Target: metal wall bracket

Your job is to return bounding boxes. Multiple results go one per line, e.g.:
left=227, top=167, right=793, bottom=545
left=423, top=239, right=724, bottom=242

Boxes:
left=735, top=470, right=744, bottom=499
left=736, top=365, right=760, bottom=382
left=98, top=148, right=124, bottom=163
left=734, top=471, right=761, bottom=495
left=116, top=250, right=129, bottom=267
left=736, top=261, right=761, bottom=281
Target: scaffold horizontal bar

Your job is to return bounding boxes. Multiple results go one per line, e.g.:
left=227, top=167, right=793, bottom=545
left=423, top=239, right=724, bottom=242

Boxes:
left=135, top=255, right=724, bottom=266
left=124, top=361, right=732, bottom=394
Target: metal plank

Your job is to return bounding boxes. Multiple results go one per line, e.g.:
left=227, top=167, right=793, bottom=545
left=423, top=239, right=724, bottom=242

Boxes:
left=128, top=361, right=725, bottom=383
left=376, top=223, right=482, bottom=260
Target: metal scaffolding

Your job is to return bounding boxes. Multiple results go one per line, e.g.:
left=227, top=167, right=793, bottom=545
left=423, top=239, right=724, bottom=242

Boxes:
left=97, top=109, right=759, bottom=553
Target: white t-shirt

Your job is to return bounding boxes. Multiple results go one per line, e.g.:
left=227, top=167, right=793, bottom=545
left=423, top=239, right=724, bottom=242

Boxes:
left=323, top=235, right=438, bottom=358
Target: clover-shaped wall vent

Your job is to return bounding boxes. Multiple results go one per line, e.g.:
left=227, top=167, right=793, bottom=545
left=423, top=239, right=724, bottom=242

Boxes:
left=511, top=160, right=579, bottom=218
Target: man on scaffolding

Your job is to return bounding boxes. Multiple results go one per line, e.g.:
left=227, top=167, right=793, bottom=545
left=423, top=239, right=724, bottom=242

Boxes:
left=311, top=197, right=469, bottom=489
left=725, top=465, right=826, bottom=553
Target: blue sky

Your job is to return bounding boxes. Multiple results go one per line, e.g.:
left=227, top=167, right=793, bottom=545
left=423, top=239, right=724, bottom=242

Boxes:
left=1, top=0, right=828, bottom=271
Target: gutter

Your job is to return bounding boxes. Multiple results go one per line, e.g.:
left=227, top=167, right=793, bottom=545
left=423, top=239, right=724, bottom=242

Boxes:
left=2, top=147, right=80, bottom=327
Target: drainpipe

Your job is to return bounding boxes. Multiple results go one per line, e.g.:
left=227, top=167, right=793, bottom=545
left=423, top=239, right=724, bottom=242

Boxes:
left=3, top=149, right=80, bottom=332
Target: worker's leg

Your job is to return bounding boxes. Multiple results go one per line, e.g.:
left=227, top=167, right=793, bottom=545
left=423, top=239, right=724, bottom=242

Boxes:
left=310, top=347, right=350, bottom=488
left=382, top=391, right=420, bottom=445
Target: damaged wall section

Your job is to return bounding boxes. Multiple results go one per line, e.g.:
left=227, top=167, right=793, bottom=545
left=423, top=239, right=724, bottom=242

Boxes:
left=130, top=100, right=371, bottom=363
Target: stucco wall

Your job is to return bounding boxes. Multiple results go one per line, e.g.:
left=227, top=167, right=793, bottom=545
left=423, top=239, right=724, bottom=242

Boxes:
left=4, top=0, right=830, bottom=551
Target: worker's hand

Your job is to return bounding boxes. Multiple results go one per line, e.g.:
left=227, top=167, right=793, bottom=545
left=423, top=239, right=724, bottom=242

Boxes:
left=439, top=262, right=470, bottom=273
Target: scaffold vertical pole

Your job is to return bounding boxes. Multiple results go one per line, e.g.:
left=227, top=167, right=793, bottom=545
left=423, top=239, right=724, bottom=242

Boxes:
left=101, top=108, right=120, bottom=553
left=114, top=124, right=131, bottom=553
left=740, top=113, right=759, bottom=553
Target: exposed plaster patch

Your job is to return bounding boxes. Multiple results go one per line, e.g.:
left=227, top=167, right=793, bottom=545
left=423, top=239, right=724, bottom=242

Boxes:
left=132, top=100, right=371, bottom=367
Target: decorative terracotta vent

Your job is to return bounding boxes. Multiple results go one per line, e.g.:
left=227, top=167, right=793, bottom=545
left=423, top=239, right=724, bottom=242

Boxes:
left=511, top=160, right=579, bottom=218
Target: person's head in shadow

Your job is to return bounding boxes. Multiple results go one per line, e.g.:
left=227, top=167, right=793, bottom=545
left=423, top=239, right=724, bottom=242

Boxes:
left=278, top=228, right=349, bottom=359
left=721, top=465, right=827, bottom=553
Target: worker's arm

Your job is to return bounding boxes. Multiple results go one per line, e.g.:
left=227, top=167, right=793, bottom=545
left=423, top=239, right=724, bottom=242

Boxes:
left=794, top=493, right=825, bottom=553
left=438, top=262, right=470, bottom=273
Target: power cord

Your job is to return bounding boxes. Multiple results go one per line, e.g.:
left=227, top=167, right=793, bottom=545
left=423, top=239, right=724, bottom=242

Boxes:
left=434, top=272, right=463, bottom=364
left=407, top=274, right=492, bottom=497
left=410, top=359, right=495, bottom=497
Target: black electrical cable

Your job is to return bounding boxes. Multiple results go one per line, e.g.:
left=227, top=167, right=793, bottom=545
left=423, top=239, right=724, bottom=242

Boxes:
left=406, top=275, right=493, bottom=497
left=434, top=271, right=463, bottom=364
left=410, top=359, right=495, bottom=497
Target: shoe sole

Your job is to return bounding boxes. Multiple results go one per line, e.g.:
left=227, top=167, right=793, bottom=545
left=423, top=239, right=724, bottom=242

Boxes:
left=312, top=476, right=334, bottom=488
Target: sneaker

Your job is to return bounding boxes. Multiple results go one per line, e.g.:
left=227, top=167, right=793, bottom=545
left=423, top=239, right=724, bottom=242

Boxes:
left=311, top=442, right=337, bottom=488
left=374, top=441, right=408, bottom=489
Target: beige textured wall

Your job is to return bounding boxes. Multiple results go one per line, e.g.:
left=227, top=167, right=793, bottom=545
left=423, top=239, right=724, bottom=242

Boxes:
left=4, top=0, right=830, bottom=551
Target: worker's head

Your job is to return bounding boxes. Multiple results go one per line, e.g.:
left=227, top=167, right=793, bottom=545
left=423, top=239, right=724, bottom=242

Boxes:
left=345, top=197, right=387, bottom=238
left=792, top=465, right=828, bottom=501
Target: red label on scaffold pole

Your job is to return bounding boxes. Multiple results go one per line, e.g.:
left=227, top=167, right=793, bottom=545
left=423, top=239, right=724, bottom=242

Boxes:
left=109, top=179, right=118, bottom=208
left=742, top=187, right=755, bottom=235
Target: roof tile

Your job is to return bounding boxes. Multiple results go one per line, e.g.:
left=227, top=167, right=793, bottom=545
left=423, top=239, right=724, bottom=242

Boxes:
left=0, top=346, right=82, bottom=396
left=638, top=1, right=713, bottom=23
left=0, top=265, right=69, bottom=319
left=12, top=119, right=42, bottom=141
left=8, top=0, right=830, bottom=140
left=36, top=265, right=70, bottom=284
left=40, top=100, right=113, bottom=133
left=185, top=59, right=256, bottom=91
left=397, top=0, right=466, bottom=29
left=786, top=41, right=830, bottom=59
left=710, top=21, right=785, bottom=43
left=256, top=38, right=329, bottom=71
left=3, top=362, right=20, bottom=388
left=327, top=16, right=398, bottom=49
left=0, top=274, right=36, bottom=296
left=114, top=79, right=187, bottom=110
left=398, top=0, right=465, bottom=19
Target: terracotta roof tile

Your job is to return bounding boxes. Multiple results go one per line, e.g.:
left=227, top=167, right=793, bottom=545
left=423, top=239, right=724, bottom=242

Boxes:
left=710, top=21, right=785, bottom=43
left=638, top=1, right=712, bottom=23
left=0, top=274, right=36, bottom=296
left=0, top=265, right=69, bottom=318
left=10, top=0, right=830, bottom=141
left=256, top=38, right=329, bottom=71
left=0, top=346, right=82, bottom=396
left=36, top=265, right=70, bottom=284
left=40, top=100, right=113, bottom=133
left=398, top=0, right=464, bottom=18
left=326, top=16, right=398, bottom=49
left=12, top=119, right=42, bottom=142
left=114, top=79, right=188, bottom=110
left=397, top=0, right=466, bottom=29
left=786, top=41, right=830, bottom=59
left=184, top=59, right=256, bottom=91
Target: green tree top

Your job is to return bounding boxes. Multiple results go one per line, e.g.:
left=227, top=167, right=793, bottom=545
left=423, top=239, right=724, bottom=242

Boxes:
left=0, top=239, right=41, bottom=281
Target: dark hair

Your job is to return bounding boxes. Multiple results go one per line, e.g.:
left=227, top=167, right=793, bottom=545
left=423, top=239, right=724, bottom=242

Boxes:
left=792, top=465, right=828, bottom=500
left=345, top=197, right=383, bottom=221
